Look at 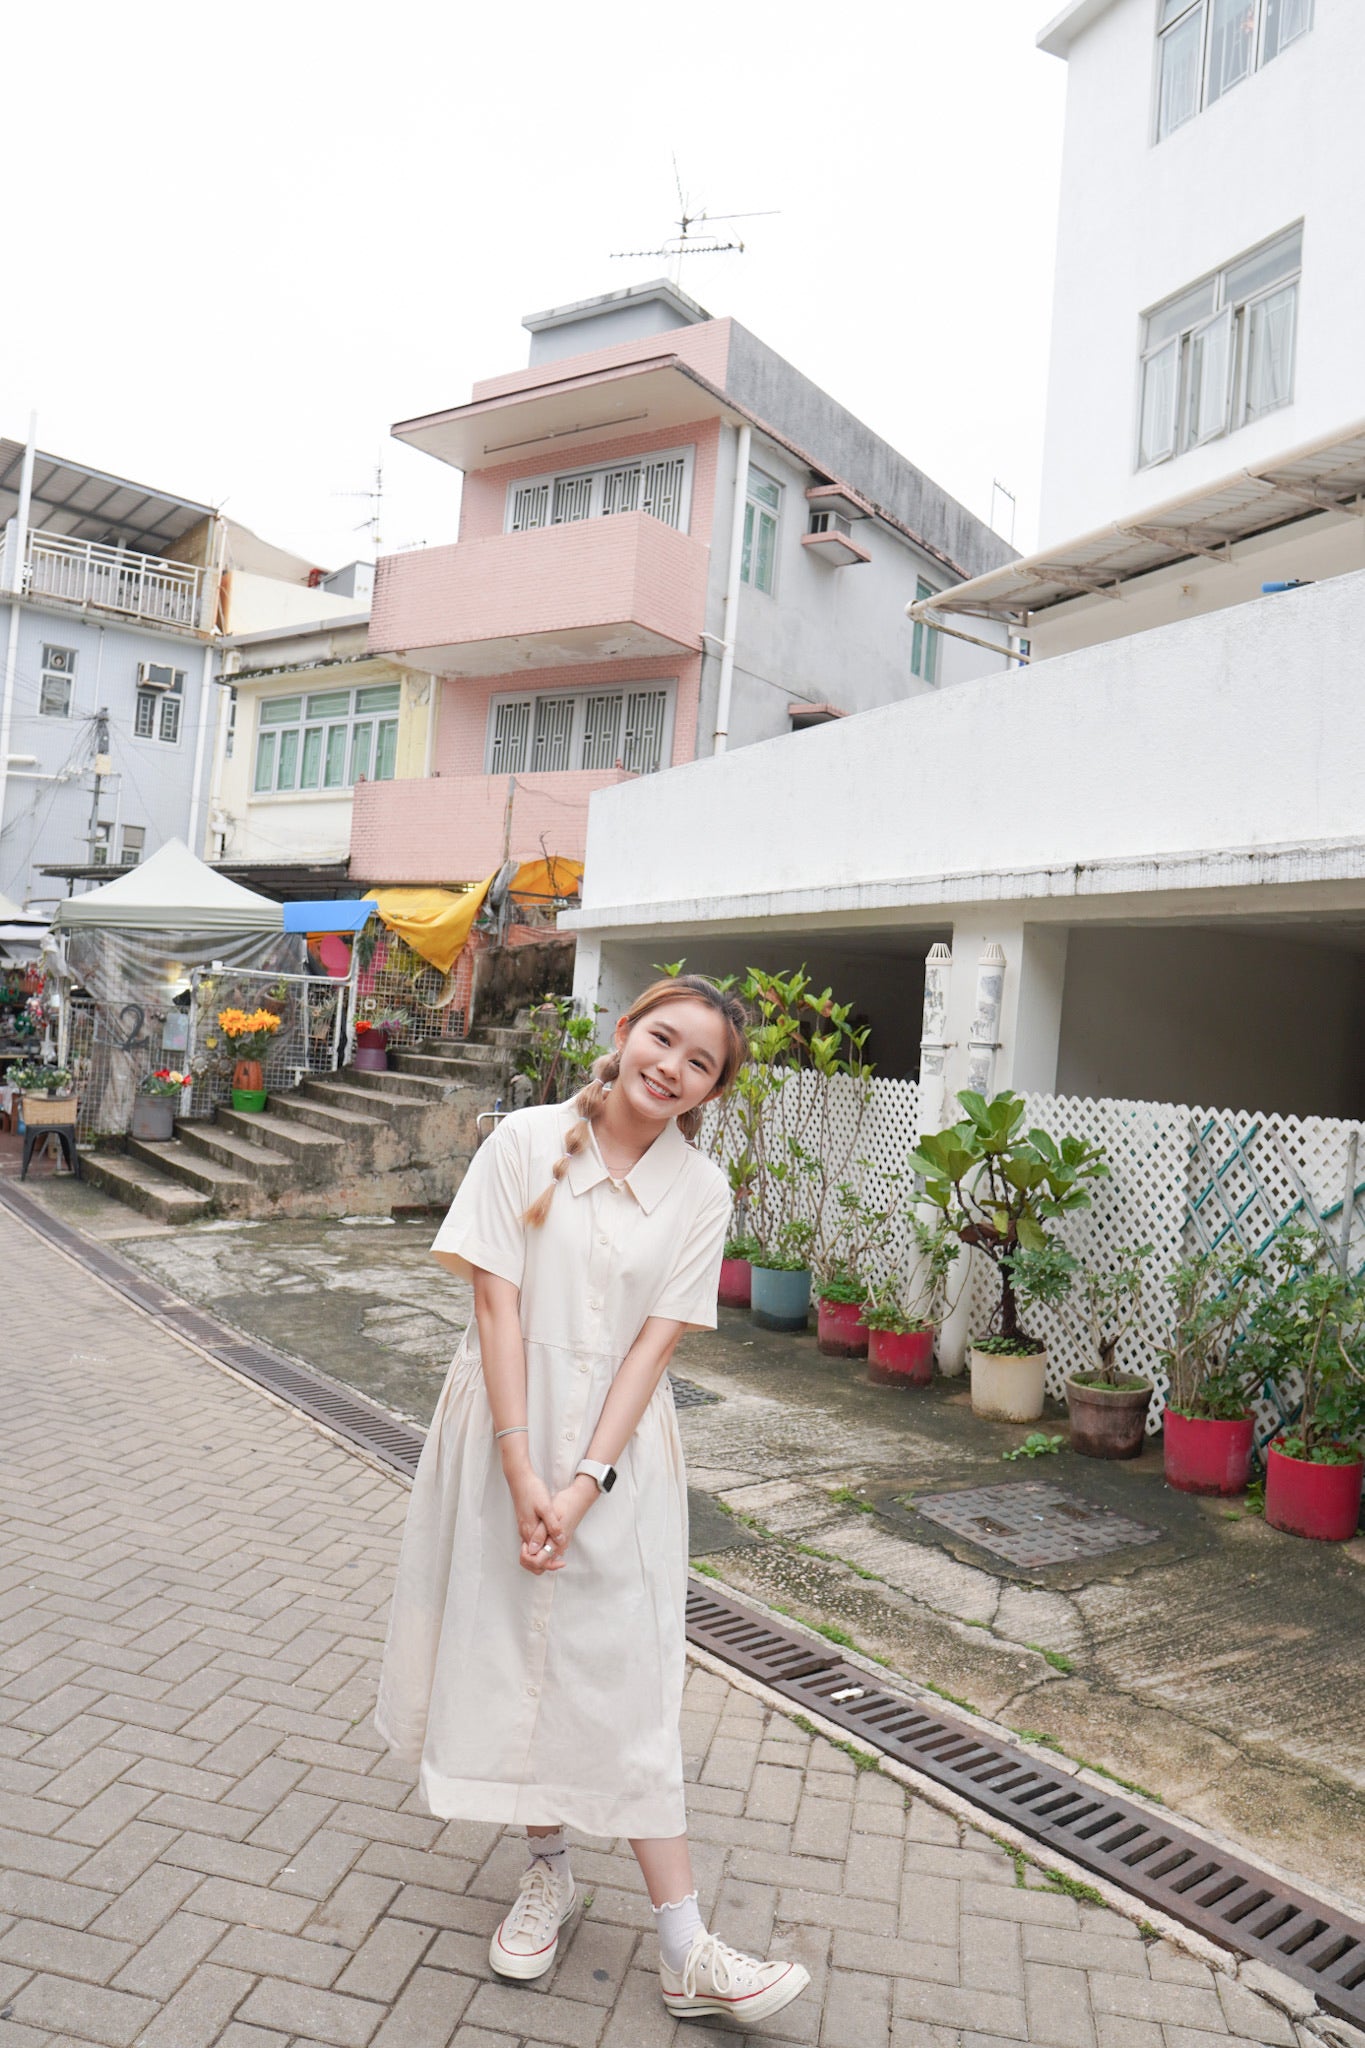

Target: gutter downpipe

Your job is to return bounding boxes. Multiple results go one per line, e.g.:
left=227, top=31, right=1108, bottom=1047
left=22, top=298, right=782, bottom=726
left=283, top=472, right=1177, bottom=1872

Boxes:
left=185, top=514, right=225, bottom=859
left=905, top=595, right=1031, bottom=665
left=712, top=421, right=751, bottom=755
left=0, top=414, right=37, bottom=869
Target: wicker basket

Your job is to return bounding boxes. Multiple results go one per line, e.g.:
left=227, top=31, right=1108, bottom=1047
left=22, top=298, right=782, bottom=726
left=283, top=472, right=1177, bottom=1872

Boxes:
left=22, top=1092, right=77, bottom=1127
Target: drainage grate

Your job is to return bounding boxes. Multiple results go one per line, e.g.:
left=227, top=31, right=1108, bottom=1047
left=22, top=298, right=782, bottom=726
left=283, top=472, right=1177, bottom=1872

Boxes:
left=669, top=1374, right=722, bottom=1410
left=913, top=1481, right=1163, bottom=1568
left=685, top=1585, right=1365, bottom=2029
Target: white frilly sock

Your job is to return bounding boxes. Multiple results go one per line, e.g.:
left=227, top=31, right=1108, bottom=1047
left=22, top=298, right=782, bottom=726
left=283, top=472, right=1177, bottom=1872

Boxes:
left=526, top=1827, right=572, bottom=1886
left=652, top=1889, right=705, bottom=1972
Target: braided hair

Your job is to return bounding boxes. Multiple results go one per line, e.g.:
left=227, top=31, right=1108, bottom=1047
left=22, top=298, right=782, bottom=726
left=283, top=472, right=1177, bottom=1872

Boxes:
left=523, top=975, right=749, bottom=1228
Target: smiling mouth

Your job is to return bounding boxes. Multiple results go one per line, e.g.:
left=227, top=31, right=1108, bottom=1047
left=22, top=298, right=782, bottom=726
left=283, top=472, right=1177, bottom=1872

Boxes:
left=641, top=1075, right=677, bottom=1102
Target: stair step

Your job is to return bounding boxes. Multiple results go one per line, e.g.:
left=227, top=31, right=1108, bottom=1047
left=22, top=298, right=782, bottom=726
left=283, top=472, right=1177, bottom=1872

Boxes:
left=127, top=1139, right=256, bottom=1201
left=270, top=1095, right=388, bottom=1139
left=389, top=1050, right=497, bottom=1083
left=173, top=1123, right=295, bottom=1186
left=80, top=1149, right=213, bottom=1223
left=215, top=1107, right=346, bottom=1161
left=341, top=1067, right=455, bottom=1102
left=300, top=1077, right=425, bottom=1116
left=415, top=1039, right=506, bottom=1065
left=473, top=1026, right=533, bottom=1049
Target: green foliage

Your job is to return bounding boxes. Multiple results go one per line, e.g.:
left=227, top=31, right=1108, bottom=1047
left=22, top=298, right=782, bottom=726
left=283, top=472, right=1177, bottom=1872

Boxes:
left=1002, top=1433, right=1065, bottom=1461
left=861, top=1215, right=961, bottom=1335
left=517, top=995, right=606, bottom=1106
left=974, top=1334, right=1046, bottom=1357
left=723, top=1234, right=763, bottom=1263
left=1020, top=1241, right=1154, bottom=1387
left=827, top=1486, right=875, bottom=1512
left=1161, top=1246, right=1265, bottom=1420
left=1244, top=1226, right=1365, bottom=1461
left=909, top=1091, right=1107, bottom=1341
left=817, top=1265, right=868, bottom=1307
left=11, top=1062, right=72, bottom=1093
left=751, top=1217, right=814, bottom=1273
left=1029, top=1644, right=1075, bottom=1674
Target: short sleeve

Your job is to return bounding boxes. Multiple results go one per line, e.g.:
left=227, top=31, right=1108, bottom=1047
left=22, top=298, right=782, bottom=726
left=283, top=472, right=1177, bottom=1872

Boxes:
left=431, top=1114, right=527, bottom=1286
left=649, top=1171, right=732, bottom=1330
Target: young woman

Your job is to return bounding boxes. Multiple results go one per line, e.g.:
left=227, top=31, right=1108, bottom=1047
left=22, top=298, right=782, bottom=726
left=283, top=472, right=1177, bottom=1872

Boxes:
left=376, top=975, right=810, bottom=2028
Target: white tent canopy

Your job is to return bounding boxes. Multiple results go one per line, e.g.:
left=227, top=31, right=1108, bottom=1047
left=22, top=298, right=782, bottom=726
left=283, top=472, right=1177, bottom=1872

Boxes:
left=53, top=840, right=283, bottom=935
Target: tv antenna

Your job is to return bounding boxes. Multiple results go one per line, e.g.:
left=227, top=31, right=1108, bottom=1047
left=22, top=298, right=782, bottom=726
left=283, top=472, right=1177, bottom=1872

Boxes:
left=611, top=158, right=779, bottom=282
left=334, top=460, right=384, bottom=552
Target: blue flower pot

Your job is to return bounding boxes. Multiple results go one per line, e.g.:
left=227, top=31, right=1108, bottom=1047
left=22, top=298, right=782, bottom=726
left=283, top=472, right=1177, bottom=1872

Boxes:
left=750, top=1265, right=811, bottom=1332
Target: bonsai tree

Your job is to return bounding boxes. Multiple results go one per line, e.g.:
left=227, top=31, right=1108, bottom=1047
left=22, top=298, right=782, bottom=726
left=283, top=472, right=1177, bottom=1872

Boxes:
left=862, top=1216, right=960, bottom=1335
left=1015, top=1242, right=1154, bottom=1387
left=1161, top=1245, right=1265, bottom=1418
left=908, top=1090, right=1108, bottom=1352
left=1243, top=1227, right=1365, bottom=1463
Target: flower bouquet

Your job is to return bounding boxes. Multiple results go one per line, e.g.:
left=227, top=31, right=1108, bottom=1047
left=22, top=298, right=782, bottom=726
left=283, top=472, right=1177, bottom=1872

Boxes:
left=217, top=1008, right=280, bottom=1111
left=131, top=1068, right=192, bottom=1141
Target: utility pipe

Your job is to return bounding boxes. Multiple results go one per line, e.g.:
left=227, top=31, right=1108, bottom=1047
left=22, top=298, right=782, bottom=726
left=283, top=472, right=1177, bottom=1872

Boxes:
left=185, top=639, right=216, bottom=858
left=711, top=421, right=751, bottom=754
left=0, top=415, right=37, bottom=880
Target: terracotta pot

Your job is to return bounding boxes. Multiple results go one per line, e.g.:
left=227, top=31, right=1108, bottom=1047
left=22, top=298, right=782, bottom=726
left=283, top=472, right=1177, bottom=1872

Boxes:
left=232, top=1057, right=264, bottom=1094
left=130, top=1096, right=175, bottom=1142
left=868, top=1326, right=933, bottom=1386
left=970, top=1345, right=1047, bottom=1423
left=750, top=1265, right=811, bottom=1332
left=817, top=1297, right=868, bottom=1358
left=718, top=1258, right=752, bottom=1310
left=1163, top=1412, right=1255, bottom=1495
left=1265, top=1442, right=1364, bottom=1542
left=1066, top=1376, right=1153, bottom=1460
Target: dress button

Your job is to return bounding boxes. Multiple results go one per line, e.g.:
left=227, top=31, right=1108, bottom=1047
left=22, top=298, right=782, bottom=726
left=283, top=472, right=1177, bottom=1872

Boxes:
left=532, top=1618, right=545, bottom=1633
left=589, top=1299, right=602, bottom=1311
left=562, top=1429, right=574, bottom=1443
left=527, top=1684, right=539, bottom=1697
left=598, top=1233, right=609, bottom=1246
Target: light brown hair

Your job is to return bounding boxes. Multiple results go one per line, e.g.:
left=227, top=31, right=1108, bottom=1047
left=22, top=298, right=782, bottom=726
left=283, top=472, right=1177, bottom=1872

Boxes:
left=523, top=975, right=749, bottom=1228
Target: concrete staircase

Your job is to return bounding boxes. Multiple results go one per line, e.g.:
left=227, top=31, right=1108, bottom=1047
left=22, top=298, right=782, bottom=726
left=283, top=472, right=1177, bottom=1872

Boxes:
left=82, top=1027, right=528, bottom=1225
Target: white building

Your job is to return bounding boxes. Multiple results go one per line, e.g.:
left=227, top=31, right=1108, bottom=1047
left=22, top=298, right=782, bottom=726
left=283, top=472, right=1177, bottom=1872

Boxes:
left=566, top=0, right=1365, bottom=1124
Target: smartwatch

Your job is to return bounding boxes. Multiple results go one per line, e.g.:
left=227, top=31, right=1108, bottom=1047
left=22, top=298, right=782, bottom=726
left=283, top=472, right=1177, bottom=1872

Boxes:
left=575, top=1458, right=617, bottom=1494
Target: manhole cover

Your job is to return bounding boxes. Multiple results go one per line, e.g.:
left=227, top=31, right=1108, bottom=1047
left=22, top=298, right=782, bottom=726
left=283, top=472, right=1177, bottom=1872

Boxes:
left=912, top=1482, right=1162, bottom=1567
left=670, top=1374, right=721, bottom=1410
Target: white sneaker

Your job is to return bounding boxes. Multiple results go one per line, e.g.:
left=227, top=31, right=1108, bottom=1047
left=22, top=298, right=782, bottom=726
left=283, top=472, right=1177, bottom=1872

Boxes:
left=488, top=1859, right=577, bottom=1981
left=661, top=1930, right=811, bottom=2026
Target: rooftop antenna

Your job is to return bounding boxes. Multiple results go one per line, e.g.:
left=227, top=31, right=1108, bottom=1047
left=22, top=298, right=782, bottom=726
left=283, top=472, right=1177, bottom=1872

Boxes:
left=990, top=479, right=1017, bottom=547
left=610, top=157, right=779, bottom=285
left=334, top=460, right=384, bottom=553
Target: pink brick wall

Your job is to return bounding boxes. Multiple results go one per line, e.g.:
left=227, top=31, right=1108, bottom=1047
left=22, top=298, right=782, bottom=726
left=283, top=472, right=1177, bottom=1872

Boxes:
left=460, top=417, right=720, bottom=545
left=471, top=318, right=732, bottom=403
left=350, top=768, right=634, bottom=885
left=435, top=652, right=704, bottom=776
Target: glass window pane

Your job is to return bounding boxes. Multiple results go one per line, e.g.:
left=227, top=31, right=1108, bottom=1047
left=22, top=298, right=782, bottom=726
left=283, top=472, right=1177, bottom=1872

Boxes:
left=1157, top=4, right=1203, bottom=137
left=254, top=732, right=277, bottom=792
left=747, top=468, right=781, bottom=509
left=1264, top=0, right=1311, bottom=60
left=1244, top=284, right=1297, bottom=419
left=349, top=722, right=373, bottom=783
left=1205, top=0, right=1256, bottom=103
left=1145, top=276, right=1217, bottom=349
left=754, top=509, right=777, bottom=593
left=323, top=724, right=348, bottom=787
left=135, top=691, right=157, bottom=738
left=259, top=695, right=303, bottom=725
left=277, top=728, right=300, bottom=789
left=39, top=676, right=71, bottom=717
left=740, top=500, right=755, bottom=584
left=354, top=684, right=401, bottom=714
left=306, top=690, right=351, bottom=719
left=1139, top=338, right=1180, bottom=465
left=1187, top=307, right=1232, bottom=444
left=1224, top=226, right=1301, bottom=304
left=300, top=728, right=323, bottom=788
left=374, top=720, right=398, bottom=780
left=120, top=825, right=145, bottom=864
left=160, top=696, right=181, bottom=744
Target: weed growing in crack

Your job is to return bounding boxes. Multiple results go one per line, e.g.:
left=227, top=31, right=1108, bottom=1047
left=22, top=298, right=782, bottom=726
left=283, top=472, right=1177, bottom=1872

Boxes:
left=828, top=1486, right=876, bottom=1513
left=1029, top=1644, right=1075, bottom=1674
left=786, top=1713, right=881, bottom=1773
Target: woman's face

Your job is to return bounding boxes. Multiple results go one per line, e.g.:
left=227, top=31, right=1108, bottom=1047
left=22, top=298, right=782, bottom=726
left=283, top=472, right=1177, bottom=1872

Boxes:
left=614, top=998, right=730, bottom=1126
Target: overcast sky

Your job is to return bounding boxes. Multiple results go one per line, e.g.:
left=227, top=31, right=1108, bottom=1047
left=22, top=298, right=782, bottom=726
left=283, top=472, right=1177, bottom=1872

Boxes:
left=4, top=1, right=1066, bottom=569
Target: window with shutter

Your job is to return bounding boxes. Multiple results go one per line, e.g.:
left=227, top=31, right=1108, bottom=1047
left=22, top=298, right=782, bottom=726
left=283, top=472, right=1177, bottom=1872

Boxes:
left=511, top=483, right=550, bottom=532
left=642, top=457, right=686, bottom=527
left=486, top=684, right=673, bottom=777
left=506, top=447, right=692, bottom=534
left=601, top=467, right=642, bottom=515
left=531, top=693, right=576, bottom=771
left=580, top=693, right=624, bottom=771
left=552, top=474, right=595, bottom=524
left=622, top=690, right=668, bottom=774
left=490, top=699, right=532, bottom=774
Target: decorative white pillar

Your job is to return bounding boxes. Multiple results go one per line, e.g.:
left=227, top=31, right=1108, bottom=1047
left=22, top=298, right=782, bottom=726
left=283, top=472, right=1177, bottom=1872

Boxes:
left=916, top=941, right=953, bottom=1138
left=965, top=941, right=1006, bottom=1097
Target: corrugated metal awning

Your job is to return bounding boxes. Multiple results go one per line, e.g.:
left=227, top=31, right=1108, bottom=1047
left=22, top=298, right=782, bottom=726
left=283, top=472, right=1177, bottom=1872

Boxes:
left=0, top=440, right=213, bottom=555
left=913, top=419, right=1365, bottom=627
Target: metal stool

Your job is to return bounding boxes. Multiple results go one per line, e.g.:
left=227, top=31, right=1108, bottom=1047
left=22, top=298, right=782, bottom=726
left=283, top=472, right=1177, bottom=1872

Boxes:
left=21, top=1126, right=80, bottom=1180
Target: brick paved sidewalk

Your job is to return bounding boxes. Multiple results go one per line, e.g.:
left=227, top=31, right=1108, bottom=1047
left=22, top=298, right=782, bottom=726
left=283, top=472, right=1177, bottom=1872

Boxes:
left=0, top=1206, right=1321, bottom=2048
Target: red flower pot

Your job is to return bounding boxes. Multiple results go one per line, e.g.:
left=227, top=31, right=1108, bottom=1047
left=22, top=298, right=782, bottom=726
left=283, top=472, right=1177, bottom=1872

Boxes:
left=817, top=1297, right=868, bottom=1358
left=868, top=1327, right=933, bottom=1386
left=1163, top=1412, right=1255, bottom=1496
left=718, top=1258, right=752, bottom=1310
left=1264, top=1442, right=1364, bottom=1542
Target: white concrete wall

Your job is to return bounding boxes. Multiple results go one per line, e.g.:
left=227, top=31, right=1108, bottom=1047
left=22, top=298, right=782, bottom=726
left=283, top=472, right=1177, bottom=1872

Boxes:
left=1057, top=925, right=1365, bottom=1119
left=1041, top=0, right=1365, bottom=541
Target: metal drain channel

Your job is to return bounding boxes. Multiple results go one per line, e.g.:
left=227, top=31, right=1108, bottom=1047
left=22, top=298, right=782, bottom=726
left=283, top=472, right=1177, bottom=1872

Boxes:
left=686, top=1588, right=1365, bottom=2030
left=10, top=1184, right=1362, bottom=2027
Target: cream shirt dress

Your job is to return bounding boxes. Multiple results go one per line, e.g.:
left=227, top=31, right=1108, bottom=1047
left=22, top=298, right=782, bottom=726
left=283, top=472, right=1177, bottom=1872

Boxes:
left=374, top=1100, right=731, bottom=1839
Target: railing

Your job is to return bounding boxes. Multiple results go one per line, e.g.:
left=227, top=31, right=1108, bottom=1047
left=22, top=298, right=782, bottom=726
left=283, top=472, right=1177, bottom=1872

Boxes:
left=25, top=529, right=209, bottom=631
left=184, top=966, right=355, bottom=1118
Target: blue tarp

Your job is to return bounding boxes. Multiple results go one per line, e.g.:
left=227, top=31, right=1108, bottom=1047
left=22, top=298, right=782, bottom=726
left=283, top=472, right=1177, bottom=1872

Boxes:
left=282, top=900, right=376, bottom=934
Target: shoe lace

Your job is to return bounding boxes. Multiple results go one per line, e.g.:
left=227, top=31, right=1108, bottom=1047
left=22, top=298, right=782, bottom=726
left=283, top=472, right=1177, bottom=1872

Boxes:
left=681, top=1932, right=755, bottom=1998
left=507, top=1860, right=561, bottom=1944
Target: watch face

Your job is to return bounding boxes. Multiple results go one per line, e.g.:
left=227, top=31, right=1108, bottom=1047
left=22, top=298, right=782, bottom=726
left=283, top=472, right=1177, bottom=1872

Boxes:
left=601, top=1466, right=617, bottom=1492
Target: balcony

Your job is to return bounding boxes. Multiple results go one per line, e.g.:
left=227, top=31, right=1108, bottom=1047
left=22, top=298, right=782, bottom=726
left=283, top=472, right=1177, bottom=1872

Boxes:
left=349, top=768, right=634, bottom=885
left=368, top=511, right=707, bottom=675
left=22, top=529, right=212, bottom=632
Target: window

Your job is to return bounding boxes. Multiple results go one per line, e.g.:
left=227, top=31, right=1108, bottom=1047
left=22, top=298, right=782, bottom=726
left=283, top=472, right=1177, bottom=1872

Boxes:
left=741, top=467, right=781, bottom=594
left=1156, top=0, right=1312, bottom=139
left=505, top=448, right=692, bottom=535
left=252, top=684, right=400, bottom=795
left=39, top=645, right=75, bottom=718
left=485, top=684, right=672, bottom=777
left=120, top=825, right=145, bottom=866
left=93, top=822, right=113, bottom=866
left=911, top=579, right=940, bottom=684
left=224, top=685, right=237, bottom=760
left=134, top=663, right=185, bottom=745
left=1137, top=225, right=1300, bottom=467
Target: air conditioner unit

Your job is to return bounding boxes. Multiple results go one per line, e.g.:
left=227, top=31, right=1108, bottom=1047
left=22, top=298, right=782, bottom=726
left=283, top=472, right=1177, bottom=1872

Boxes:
left=137, top=661, right=176, bottom=690
left=44, top=648, right=73, bottom=672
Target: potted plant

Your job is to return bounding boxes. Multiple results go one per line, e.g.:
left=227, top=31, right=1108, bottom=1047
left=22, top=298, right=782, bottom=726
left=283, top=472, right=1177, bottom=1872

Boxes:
left=1245, top=1228, right=1365, bottom=1541
left=1035, top=1243, right=1156, bottom=1459
left=719, top=1233, right=762, bottom=1311
left=815, top=1264, right=869, bottom=1357
left=813, top=1167, right=900, bottom=1358
left=862, top=1217, right=960, bottom=1387
left=751, top=1219, right=816, bottom=1332
left=217, top=1007, right=281, bottom=1112
left=1160, top=1246, right=1264, bottom=1495
left=260, top=976, right=292, bottom=1019
left=354, top=1007, right=409, bottom=1073
left=130, top=1068, right=191, bottom=1142
left=909, top=1090, right=1108, bottom=1424
left=11, top=1061, right=76, bottom=1126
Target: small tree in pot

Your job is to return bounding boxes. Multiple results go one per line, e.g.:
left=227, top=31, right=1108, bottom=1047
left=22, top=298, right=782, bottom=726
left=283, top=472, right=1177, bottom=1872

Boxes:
left=1244, top=1227, right=1365, bottom=1541
left=909, top=1090, right=1108, bottom=1423
left=1160, top=1245, right=1265, bottom=1495
left=813, top=1164, right=902, bottom=1359
left=862, top=1216, right=961, bottom=1387
left=1019, top=1243, right=1156, bottom=1459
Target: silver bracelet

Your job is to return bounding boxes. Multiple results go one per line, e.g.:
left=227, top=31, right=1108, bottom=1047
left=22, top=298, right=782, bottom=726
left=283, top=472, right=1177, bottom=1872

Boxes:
left=494, top=1425, right=528, bottom=1440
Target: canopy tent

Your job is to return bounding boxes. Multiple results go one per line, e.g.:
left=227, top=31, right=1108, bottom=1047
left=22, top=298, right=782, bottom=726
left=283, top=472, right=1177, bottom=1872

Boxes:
left=54, top=839, right=284, bottom=935
left=282, top=900, right=376, bottom=935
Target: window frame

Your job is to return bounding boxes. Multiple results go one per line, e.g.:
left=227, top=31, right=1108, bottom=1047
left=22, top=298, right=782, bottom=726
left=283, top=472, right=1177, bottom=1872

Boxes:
left=120, top=824, right=146, bottom=867
left=910, top=578, right=941, bottom=685
left=502, top=445, right=695, bottom=537
left=1154, top=0, right=1313, bottom=142
left=482, top=681, right=676, bottom=779
left=741, top=466, right=782, bottom=596
left=39, top=643, right=76, bottom=719
left=250, top=682, right=402, bottom=798
left=132, top=664, right=186, bottom=747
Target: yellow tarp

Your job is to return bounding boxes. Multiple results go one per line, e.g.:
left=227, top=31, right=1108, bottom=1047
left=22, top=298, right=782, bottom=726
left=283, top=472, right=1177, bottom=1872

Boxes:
left=509, top=856, right=584, bottom=904
left=364, top=882, right=491, bottom=974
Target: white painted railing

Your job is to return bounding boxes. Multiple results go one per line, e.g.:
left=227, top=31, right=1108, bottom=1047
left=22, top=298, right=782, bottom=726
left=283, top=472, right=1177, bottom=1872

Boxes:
left=25, top=530, right=208, bottom=630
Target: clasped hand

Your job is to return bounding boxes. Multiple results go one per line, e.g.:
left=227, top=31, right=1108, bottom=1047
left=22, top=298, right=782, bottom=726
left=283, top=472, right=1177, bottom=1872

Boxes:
left=506, top=1462, right=593, bottom=1575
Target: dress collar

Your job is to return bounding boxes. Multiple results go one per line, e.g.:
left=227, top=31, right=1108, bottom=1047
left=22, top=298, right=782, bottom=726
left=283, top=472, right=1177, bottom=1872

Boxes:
left=562, top=1104, right=691, bottom=1213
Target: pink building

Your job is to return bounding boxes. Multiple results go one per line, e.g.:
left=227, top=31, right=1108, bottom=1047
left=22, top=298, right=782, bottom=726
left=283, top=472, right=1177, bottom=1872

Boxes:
left=353, top=282, right=1014, bottom=887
